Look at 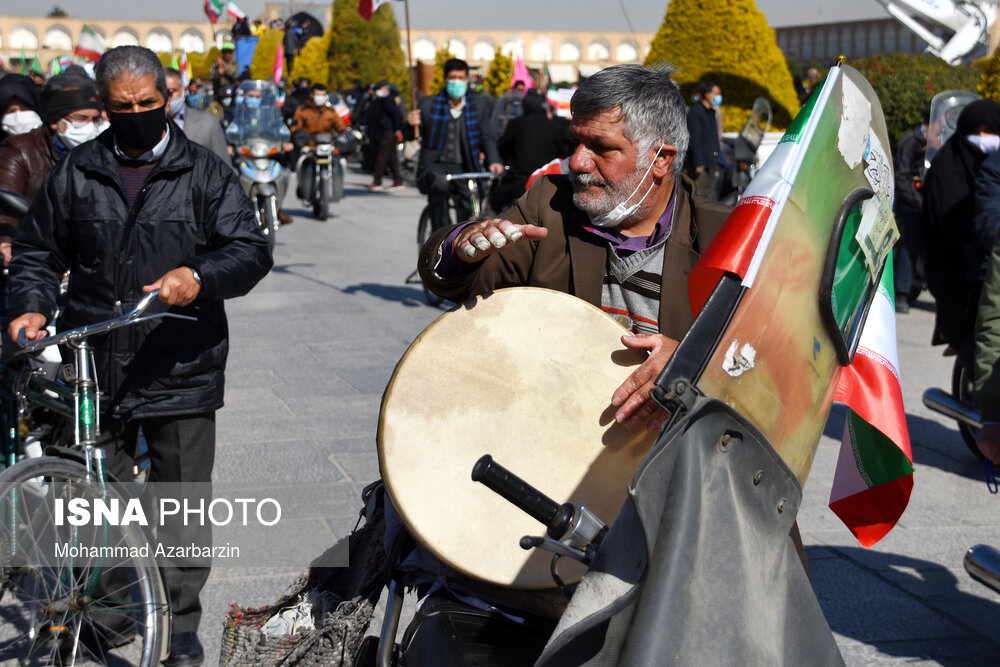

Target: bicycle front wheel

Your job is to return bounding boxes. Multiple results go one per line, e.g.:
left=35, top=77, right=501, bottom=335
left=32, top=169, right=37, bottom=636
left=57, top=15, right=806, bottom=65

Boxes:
left=0, top=456, right=169, bottom=666
left=416, top=207, right=444, bottom=307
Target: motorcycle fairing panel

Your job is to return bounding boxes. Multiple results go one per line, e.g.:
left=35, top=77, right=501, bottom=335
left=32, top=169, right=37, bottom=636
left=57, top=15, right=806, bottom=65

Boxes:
left=536, top=395, right=844, bottom=666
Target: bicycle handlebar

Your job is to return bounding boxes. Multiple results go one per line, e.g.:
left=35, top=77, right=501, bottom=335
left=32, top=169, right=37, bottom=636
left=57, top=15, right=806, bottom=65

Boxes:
left=15, top=289, right=197, bottom=354
left=444, top=172, right=500, bottom=182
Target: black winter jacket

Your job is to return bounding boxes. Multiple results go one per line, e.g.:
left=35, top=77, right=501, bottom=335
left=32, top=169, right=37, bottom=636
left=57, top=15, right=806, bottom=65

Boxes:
left=10, top=123, right=273, bottom=419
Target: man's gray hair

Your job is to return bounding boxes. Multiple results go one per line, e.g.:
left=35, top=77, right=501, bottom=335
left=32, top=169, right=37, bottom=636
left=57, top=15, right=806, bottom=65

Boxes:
left=95, top=46, right=168, bottom=103
left=571, top=63, right=689, bottom=173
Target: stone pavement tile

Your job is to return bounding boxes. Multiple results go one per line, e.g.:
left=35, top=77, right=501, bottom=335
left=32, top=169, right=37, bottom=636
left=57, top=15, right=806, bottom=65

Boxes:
left=809, top=548, right=985, bottom=643
left=878, top=566, right=1000, bottom=640
left=835, top=637, right=998, bottom=666
left=225, top=368, right=285, bottom=390
left=219, top=386, right=293, bottom=420
left=214, top=439, right=346, bottom=486
left=331, top=365, right=396, bottom=395
left=216, top=410, right=379, bottom=444
left=268, top=369, right=361, bottom=399
left=211, top=481, right=360, bottom=523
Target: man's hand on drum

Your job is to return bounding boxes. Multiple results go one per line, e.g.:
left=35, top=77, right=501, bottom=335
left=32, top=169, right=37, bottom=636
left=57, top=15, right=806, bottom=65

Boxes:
left=453, top=218, right=548, bottom=263
left=612, top=333, right=679, bottom=432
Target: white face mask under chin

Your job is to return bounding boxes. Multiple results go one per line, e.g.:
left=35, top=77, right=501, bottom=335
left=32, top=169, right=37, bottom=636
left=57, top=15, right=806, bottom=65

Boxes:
left=968, top=133, right=1000, bottom=155
left=2, top=110, right=42, bottom=136
left=589, top=147, right=663, bottom=228
left=57, top=120, right=100, bottom=148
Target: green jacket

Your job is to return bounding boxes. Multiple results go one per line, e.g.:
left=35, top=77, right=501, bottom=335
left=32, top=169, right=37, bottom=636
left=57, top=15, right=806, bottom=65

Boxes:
left=975, top=231, right=1000, bottom=421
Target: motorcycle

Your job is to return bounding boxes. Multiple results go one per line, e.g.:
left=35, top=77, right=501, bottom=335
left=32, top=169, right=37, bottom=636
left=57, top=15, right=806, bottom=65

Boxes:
left=295, top=132, right=353, bottom=221
left=720, top=96, right=772, bottom=206
left=225, top=80, right=290, bottom=252
left=923, top=356, right=984, bottom=459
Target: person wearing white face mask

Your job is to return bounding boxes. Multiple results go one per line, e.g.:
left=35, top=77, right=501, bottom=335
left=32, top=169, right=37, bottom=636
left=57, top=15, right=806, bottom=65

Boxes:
left=922, top=98, right=1000, bottom=379
left=0, top=73, right=43, bottom=142
left=419, top=63, right=731, bottom=437
left=0, top=71, right=102, bottom=269
left=164, top=67, right=230, bottom=164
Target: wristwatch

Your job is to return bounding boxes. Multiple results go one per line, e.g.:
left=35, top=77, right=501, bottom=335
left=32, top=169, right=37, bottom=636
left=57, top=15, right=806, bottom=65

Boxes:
left=189, top=267, right=203, bottom=286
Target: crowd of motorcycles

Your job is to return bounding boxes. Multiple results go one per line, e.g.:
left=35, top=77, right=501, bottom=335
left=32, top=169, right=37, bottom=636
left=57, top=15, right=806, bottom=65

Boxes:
left=219, top=80, right=367, bottom=250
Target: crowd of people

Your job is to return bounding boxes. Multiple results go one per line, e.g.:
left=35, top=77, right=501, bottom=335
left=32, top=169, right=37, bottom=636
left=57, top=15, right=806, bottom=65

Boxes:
left=6, top=29, right=1000, bottom=664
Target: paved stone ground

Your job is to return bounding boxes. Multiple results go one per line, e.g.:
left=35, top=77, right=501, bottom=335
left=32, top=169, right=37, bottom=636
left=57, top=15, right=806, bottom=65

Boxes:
left=195, top=165, right=1000, bottom=665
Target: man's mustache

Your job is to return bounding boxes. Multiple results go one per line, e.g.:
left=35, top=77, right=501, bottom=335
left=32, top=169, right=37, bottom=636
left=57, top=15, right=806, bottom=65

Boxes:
left=571, top=172, right=607, bottom=189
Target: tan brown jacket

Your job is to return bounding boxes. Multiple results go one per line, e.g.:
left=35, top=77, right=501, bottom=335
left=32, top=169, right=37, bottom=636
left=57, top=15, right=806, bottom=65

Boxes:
left=418, top=173, right=730, bottom=341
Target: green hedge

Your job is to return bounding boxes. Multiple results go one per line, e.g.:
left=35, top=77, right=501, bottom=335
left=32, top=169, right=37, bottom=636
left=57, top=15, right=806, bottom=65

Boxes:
left=850, top=53, right=978, bottom=144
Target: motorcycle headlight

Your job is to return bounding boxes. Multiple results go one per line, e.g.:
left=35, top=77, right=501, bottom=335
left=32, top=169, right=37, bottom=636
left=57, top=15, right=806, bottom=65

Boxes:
left=254, top=158, right=273, bottom=171
left=316, top=145, right=334, bottom=157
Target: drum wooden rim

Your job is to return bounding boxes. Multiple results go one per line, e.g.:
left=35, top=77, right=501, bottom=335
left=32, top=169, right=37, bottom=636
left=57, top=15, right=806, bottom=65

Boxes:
left=377, top=287, right=657, bottom=588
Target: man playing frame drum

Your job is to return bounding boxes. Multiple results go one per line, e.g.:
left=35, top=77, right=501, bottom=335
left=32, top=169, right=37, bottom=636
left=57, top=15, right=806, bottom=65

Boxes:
left=419, top=63, right=729, bottom=432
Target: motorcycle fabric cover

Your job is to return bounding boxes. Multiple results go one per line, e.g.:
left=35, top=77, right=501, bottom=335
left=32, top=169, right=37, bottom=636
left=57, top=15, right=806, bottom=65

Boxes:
left=535, top=396, right=844, bottom=666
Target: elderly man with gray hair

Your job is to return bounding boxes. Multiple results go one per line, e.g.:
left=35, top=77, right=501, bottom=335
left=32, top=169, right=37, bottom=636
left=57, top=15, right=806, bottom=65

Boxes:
left=419, top=63, right=730, bottom=433
left=8, top=45, right=272, bottom=666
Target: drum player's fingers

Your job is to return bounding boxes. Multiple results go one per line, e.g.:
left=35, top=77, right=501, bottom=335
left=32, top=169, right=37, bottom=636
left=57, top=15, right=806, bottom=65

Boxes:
left=622, top=392, right=660, bottom=430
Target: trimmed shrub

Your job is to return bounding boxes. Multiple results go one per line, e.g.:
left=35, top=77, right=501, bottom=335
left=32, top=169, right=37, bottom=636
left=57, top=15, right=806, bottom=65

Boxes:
left=250, top=28, right=286, bottom=81
left=483, top=49, right=513, bottom=97
left=851, top=53, right=978, bottom=143
left=290, top=32, right=333, bottom=88
left=187, top=48, right=219, bottom=80
left=327, top=0, right=410, bottom=104
left=976, top=53, right=1000, bottom=103
left=644, top=0, right=801, bottom=131
left=428, top=46, right=456, bottom=95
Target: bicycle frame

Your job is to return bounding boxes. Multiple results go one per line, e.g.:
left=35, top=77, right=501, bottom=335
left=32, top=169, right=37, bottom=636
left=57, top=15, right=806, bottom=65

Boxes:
left=2, top=291, right=195, bottom=586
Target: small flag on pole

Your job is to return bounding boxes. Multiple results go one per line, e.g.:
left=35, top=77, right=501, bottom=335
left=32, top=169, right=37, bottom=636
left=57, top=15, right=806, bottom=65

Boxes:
left=226, top=1, right=246, bottom=20
left=358, top=0, right=389, bottom=21
left=204, top=0, right=225, bottom=24
left=74, top=25, right=106, bottom=62
left=273, top=42, right=284, bottom=83
left=179, top=52, right=190, bottom=87
left=511, top=56, right=534, bottom=90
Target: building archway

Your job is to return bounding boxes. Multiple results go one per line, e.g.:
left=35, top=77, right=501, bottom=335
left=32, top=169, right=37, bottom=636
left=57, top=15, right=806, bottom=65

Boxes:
left=500, top=36, right=523, bottom=59
left=615, top=39, right=638, bottom=62
left=587, top=38, right=609, bottom=62
left=446, top=36, right=466, bottom=60
left=179, top=29, right=206, bottom=53
left=113, top=27, right=140, bottom=47
left=559, top=38, right=581, bottom=62
left=413, top=37, right=436, bottom=62
left=472, top=38, right=494, bottom=62
left=10, top=24, right=38, bottom=50
left=44, top=25, right=73, bottom=51
left=530, top=35, right=552, bottom=62
left=146, top=28, right=173, bottom=53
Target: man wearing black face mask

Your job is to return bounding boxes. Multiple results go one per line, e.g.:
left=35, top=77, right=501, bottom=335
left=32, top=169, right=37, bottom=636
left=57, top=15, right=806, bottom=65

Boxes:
left=7, top=45, right=272, bottom=667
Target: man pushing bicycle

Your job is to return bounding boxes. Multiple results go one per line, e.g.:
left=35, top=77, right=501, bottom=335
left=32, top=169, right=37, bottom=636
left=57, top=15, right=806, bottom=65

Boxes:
left=7, top=46, right=272, bottom=667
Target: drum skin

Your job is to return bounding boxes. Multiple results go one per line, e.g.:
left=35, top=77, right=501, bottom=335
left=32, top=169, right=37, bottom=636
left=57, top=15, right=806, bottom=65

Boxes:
left=378, top=287, right=657, bottom=588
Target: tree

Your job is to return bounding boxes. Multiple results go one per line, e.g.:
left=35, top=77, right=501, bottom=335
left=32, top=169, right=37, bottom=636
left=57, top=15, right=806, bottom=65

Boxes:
left=327, top=0, right=409, bottom=105
left=46, top=6, right=68, bottom=17
left=644, top=0, right=800, bottom=131
left=251, top=28, right=286, bottom=81
left=853, top=53, right=978, bottom=143
left=290, top=32, right=334, bottom=88
left=428, top=46, right=456, bottom=95
left=483, top=49, right=514, bottom=97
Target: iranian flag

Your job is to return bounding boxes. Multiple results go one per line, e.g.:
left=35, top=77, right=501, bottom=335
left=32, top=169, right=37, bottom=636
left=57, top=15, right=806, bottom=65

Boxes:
left=204, top=0, right=225, bottom=24
left=358, top=0, right=390, bottom=21
left=226, top=1, right=246, bottom=20
left=688, top=65, right=914, bottom=547
left=74, top=25, right=106, bottom=62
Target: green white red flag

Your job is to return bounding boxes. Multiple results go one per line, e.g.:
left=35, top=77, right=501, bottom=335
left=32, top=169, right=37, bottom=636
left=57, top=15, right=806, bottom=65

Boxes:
left=74, top=25, right=106, bottom=62
left=358, top=0, right=390, bottom=21
left=204, top=0, right=225, bottom=24
left=688, top=66, right=914, bottom=547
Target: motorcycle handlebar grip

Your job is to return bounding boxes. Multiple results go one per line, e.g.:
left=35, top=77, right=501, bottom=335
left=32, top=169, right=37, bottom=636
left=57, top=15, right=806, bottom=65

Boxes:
left=472, top=454, right=572, bottom=538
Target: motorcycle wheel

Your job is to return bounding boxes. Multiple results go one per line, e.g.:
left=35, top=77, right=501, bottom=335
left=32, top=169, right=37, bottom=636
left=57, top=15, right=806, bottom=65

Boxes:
left=952, top=356, right=984, bottom=460
left=314, top=171, right=330, bottom=221
left=259, top=195, right=277, bottom=253
left=417, top=207, right=443, bottom=307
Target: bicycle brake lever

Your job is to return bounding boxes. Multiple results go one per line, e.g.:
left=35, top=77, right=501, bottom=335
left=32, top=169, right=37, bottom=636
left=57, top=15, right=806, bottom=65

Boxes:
left=519, top=535, right=591, bottom=565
